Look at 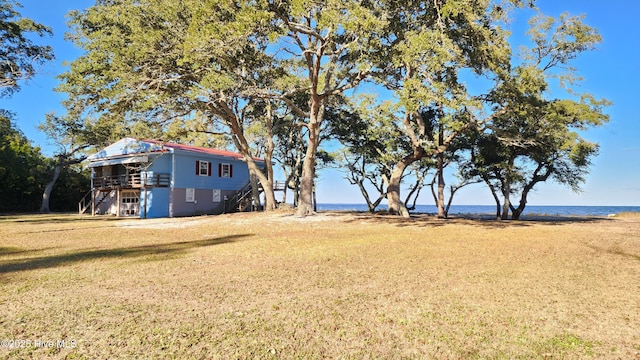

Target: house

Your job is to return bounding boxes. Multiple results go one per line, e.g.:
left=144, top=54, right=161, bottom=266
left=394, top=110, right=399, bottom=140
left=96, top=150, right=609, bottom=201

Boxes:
left=79, top=137, right=265, bottom=218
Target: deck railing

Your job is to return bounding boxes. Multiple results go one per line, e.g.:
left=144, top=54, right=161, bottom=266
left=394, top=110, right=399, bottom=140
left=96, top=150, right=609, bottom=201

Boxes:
left=92, top=173, right=170, bottom=189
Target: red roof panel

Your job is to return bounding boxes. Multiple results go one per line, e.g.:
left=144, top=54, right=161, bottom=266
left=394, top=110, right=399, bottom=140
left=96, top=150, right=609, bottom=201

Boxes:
left=143, top=139, right=262, bottom=162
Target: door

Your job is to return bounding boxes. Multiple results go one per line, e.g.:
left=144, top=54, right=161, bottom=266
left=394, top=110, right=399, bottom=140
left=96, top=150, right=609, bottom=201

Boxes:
left=120, top=190, right=140, bottom=216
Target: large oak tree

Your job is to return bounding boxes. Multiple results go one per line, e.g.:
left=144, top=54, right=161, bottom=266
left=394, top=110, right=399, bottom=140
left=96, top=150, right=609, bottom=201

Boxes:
left=0, top=0, right=54, bottom=96
left=464, top=13, right=609, bottom=220
left=60, top=0, right=283, bottom=210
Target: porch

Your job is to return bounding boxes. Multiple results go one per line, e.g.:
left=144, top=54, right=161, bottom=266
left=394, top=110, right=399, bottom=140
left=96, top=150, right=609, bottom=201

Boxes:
left=92, top=173, right=170, bottom=190
left=78, top=173, right=170, bottom=215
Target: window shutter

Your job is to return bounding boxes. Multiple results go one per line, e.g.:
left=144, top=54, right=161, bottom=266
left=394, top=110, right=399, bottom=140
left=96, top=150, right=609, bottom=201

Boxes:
left=195, top=160, right=199, bottom=175
left=218, top=163, right=222, bottom=177
left=229, top=164, right=233, bottom=178
left=208, top=162, right=212, bottom=176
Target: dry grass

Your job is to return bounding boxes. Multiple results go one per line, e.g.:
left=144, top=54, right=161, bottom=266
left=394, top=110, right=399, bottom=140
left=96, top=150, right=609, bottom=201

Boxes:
left=1, top=211, right=639, bottom=359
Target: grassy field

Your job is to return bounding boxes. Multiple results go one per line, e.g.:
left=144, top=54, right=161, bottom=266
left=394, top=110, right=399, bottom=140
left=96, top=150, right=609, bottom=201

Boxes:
left=0, top=211, right=639, bottom=359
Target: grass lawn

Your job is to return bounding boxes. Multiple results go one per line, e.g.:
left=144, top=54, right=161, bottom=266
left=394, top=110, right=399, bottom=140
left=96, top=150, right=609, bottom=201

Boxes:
left=0, top=211, right=639, bottom=359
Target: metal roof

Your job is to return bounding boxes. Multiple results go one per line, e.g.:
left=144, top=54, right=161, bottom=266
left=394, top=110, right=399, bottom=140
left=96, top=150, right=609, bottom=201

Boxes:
left=87, top=137, right=264, bottom=163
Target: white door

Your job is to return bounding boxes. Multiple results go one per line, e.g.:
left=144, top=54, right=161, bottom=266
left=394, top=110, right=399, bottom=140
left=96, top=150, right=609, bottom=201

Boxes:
left=120, top=191, right=140, bottom=216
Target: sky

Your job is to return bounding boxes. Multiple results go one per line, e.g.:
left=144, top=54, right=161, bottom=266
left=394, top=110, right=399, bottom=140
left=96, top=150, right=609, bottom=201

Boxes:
left=1, top=1, right=639, bottom=206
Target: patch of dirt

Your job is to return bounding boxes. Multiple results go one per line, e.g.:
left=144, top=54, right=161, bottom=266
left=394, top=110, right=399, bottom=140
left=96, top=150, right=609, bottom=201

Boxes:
left=114, top=216, right=213, bottom=229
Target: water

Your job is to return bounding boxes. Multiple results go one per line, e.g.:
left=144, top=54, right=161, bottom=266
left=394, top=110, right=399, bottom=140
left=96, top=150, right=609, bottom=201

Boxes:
left=316, top=203, right=640, bottom=217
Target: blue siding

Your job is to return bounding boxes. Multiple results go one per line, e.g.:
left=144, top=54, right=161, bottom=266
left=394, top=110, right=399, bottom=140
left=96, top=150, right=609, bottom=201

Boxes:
left=147, top=154, right=172, bottom=174
left=141, top=187, right=170, bottom=218
left=89, top=138, right=261, bottom=218
left=172, top=152, right=250, bottom=190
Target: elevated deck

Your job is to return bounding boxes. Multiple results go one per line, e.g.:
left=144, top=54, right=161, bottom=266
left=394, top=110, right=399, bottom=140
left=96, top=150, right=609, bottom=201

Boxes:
left=93, top=173, right=170, bottom=190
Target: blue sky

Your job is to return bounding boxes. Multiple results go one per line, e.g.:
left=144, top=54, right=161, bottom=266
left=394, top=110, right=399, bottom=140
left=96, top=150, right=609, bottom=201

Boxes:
left=2, top=1, right=638, bottom=206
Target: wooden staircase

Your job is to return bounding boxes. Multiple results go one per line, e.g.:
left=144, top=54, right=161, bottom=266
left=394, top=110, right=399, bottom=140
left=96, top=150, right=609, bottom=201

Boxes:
left=78, top=189, right=114, bottom=214
left=226, top=180, right=287, bottom=213
left=225, top=182, right=260, bottom=213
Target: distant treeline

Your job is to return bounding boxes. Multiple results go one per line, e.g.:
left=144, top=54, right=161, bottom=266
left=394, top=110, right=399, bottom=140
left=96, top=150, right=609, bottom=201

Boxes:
left=0, top=113, right=89, bottom=213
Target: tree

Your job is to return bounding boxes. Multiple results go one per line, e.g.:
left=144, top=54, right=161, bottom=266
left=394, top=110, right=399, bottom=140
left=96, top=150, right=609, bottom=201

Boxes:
left=48, top=162, right=90, bottom=212
left=373, top=0, right=513, bottom=217
left=329, top=97, right=406, bottom=212
left=427, top=143, right=481, bottom=218
left=0, top=111, right=48, bottom=212
left=273, top=116, right=305, bottom=206
left=465, top=13, right=609, bottom=220
left=263, top=0, right=397, bottom=216
left=468, top=97, right=606, bottom=220
left=61, top=0, right=281, bottom=211
left=0, top=0, right=54, bottom=96
left=37, top=113, right=117, bottom=213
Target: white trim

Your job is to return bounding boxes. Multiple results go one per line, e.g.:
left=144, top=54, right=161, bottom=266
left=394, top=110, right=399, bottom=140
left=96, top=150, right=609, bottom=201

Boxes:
left=221, top=163, right=231, bottom=178
left=87, top=155, right=149, bottom=168
left=185, top=188, right=195, bottom=203
left=198, top=160, right=209, bottom=176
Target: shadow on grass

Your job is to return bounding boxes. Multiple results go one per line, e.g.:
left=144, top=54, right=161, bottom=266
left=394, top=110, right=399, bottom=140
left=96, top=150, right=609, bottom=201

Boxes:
left=0, top=246, right=57, bottom=257
left=0, top=234, right=252, bottom=274
left=333, top=211, right=611, bottom=229
left=0, top=213, right=124, bottom=225
left=1, top=214, right=134, bottom=234
left=588, top=245, right=640, bottom=262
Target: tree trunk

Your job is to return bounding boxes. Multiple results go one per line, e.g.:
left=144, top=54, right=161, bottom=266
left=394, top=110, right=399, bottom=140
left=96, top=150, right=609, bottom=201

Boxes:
left=404, top=168, right=426, bottom=212
left=512, top=164, right=551, bottom=220
left=290, top=152, right=303, bottom=207
left=387, top=154, right=421, bottom=217
left=444, top=185, right=459, bottom=218
left=353, top=177, right=375, bottom=212
left=249, top=175, right=261, bottom=211
left=500, top=156, right=517, bottom=220
left=39, top=161, right=63, bottom=213
left=430, top=173, right=438, bottom=209
left=223, top=109, right=277, bottom=212
left=293, top=179, right=299, bottom=207
left=500, top=180, right=511, bottom=220
left=281, top=185, right=287, bottom=205
left=262, top=176, right=277, bottom=211
left=296, top=121, right=321, bottom=216
left=348, top=158, right=383, bottom=212
left=261, top=100, right=277, bottom=211
left=386, top=169, right=409, bottom=217
left=511, top=204, right=523, bottom=220
left=512, top=188, right=529, bottom=221
left=483, top=178, right=502, bottom=220
left=245, top=155, right=276, bottom=211
left=312, top=181, right=317, bottom=212
left=436, top=153, right=446, bottom=218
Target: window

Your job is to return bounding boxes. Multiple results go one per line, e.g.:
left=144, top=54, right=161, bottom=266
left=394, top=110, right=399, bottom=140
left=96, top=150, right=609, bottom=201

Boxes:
left=212, top=189, right=221, bottom=203
left=121, top=192, right=139, bottom=216
left=121, top=192, right=139, bottom=204
left=219, top=163, right=232, bottom=178
left=185, top=188, right=195, bottom=203
left=196, top=160, right=211, bottom=176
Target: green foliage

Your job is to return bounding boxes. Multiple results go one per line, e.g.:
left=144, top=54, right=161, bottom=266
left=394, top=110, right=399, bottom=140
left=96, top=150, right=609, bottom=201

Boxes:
left=60, top=0, right=279, bottom=149
left=57, top=0, right=608, bottom=217
left=0, top=112, right=47, bottom=212
left=0, top=113, right=90, bottom=213
left=49, top=163, right=90, bottom=212
left=464, top=10, right=609, bottom=219
left=0, top=0, right=54, bottom=96
left=330, top=96, right=408, bottom=169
